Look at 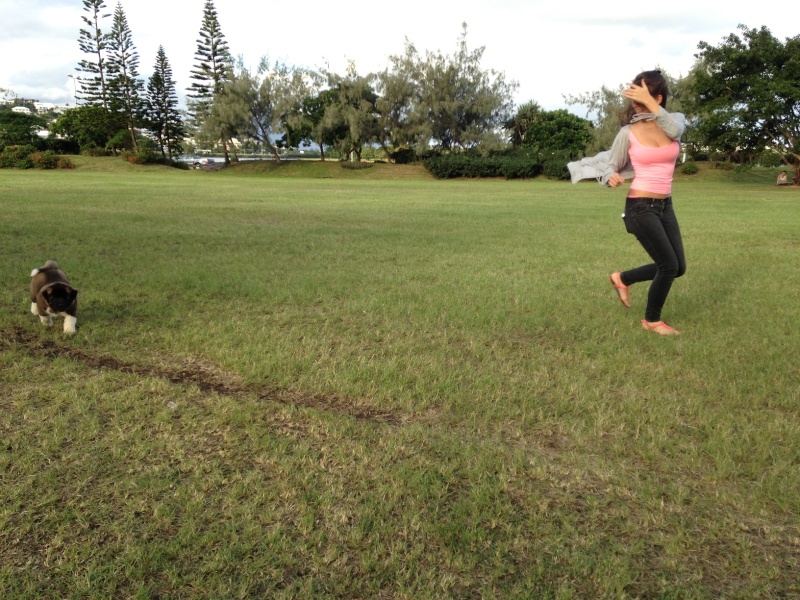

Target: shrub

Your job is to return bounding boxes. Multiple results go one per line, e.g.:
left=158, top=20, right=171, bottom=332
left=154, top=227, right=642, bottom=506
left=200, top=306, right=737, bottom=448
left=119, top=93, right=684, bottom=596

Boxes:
left=0, top=145, right=37, bottom=168
left=422, top=153, right=543, bottom=180
left=120, top=140, right=186, bottom=169
left=757, top=151, right=784, bottom=168
left=56, top=157, right=76, bottom=169
left=389, top=148, right=416, bottom=164
left=340, top=161, right=374, bottom=170
left=121, top=146, right=159, bottom=165
left=30, top=150, right=61, bottom=169
left=680, top=161, right=699, bottom=175
left=0, top=145, right=75, bottom=169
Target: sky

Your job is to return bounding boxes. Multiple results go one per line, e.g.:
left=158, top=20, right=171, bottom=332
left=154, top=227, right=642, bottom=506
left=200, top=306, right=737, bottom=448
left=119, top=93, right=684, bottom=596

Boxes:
left=0, top=0, right=796, bottom=116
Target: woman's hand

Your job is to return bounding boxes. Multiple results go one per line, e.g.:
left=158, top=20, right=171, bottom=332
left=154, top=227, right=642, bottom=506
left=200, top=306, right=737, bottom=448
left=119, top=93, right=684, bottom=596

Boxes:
left=608, top=173, right=626, bottom=187
left=623, top=81, right=660, bottom=113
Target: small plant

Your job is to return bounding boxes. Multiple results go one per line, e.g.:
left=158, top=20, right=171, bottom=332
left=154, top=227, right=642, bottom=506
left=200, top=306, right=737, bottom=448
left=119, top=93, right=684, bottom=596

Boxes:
left=680, top=161, right=699, bottom=175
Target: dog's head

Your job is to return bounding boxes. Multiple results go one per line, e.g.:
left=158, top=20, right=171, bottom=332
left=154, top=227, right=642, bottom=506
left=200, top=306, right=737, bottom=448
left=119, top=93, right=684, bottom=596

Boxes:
left=42, top=283, right=78, bottom=312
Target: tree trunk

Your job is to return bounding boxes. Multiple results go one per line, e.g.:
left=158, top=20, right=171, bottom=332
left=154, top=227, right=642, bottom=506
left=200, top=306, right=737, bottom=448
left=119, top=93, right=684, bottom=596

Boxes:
left=268, top=140, right=281, bottom=163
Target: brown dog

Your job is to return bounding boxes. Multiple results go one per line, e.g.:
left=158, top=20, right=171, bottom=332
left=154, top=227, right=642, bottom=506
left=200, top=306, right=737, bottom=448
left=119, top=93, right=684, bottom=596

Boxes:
left=30, top=260, right=78, bottom=334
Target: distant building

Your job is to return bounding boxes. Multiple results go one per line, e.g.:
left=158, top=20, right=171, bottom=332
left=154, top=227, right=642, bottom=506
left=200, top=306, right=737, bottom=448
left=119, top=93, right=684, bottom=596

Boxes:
left=12, top=106, right=32, bottom=115
left=34, top=102, right=71, bottom=114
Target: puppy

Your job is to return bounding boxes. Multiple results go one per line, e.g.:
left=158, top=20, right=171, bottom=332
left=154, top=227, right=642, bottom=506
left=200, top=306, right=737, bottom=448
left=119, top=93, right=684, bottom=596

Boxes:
left=30, top=260, right=78, bottom=334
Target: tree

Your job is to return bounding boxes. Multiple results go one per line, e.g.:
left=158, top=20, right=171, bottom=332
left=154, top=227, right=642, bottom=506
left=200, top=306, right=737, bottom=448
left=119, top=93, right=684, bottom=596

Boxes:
left=506, top=101, right=543, bottom=146
left=1, top=88, right=17, bottom=103
left=187, top=0, right=233, bottom=162
left=322, top=63, right=380, bottom=161
left=50, top=105, right=122, bottom=151
left=214, top=58, right=315, bottom=161
left=76, top=0, right=111, bottom=108
left=106, top=1, right=143, bottom=150
left=375, top=45, right=422, bottom=156
left=145, top=46, right=185, bottom=159
left=564, top=84, right=625, bottom=153
left=378, top=24, right=517, bottom=155
left=507, top=103, right=592, bottom=156
left=285, top=89, right=339, bottom=161
left=692, top=25, right=800, bottom=181
left=0, top=112, right=47, bottom=149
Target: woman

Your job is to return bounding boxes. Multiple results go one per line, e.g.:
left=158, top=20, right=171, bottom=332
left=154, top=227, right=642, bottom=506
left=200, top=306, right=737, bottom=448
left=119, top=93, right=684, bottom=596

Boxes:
left=570, top=70, right=687, bottom=335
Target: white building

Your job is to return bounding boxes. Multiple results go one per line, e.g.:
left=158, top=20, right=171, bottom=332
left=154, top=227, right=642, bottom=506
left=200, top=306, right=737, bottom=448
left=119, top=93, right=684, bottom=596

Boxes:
left=34, top=102, right=71, bottom=114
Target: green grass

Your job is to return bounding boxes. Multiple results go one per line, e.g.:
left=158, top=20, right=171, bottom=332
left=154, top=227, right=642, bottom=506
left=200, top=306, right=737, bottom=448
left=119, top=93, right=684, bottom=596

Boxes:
left=1, top=159, right=799, bottom=598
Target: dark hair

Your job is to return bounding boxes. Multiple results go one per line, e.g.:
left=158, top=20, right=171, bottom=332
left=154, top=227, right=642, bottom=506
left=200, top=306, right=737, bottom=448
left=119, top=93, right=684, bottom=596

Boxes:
left=622, top=70, right=669, bottom=124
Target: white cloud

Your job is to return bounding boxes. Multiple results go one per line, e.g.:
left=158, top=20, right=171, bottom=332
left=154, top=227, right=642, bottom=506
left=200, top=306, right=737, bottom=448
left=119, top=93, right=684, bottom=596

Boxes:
left=0, top=0, right=794, bottom=111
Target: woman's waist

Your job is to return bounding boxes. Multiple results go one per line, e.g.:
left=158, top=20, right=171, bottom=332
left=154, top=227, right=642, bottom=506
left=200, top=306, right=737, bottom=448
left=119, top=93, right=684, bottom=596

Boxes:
left=625, top=195, right=672, bottom=210
left=627, top=188, right=671, bottom=200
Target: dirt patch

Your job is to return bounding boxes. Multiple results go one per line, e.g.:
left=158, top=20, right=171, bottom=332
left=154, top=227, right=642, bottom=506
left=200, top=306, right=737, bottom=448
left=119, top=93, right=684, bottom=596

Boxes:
left=1, top=325, right=405, bottom=426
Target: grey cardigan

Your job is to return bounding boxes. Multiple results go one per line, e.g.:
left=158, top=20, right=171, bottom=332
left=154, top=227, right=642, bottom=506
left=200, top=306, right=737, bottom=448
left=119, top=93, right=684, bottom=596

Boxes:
left=567, top=107, right=686, bottom=185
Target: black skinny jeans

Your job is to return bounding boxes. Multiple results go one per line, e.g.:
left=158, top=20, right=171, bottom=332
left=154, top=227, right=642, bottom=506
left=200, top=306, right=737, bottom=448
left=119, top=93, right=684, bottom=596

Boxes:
left=620, top=197, right=686, bottom=322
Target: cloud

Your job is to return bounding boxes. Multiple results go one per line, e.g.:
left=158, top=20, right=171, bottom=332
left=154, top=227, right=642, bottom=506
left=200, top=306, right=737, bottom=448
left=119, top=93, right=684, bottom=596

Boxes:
left=0, top=0, right=796, bottom=112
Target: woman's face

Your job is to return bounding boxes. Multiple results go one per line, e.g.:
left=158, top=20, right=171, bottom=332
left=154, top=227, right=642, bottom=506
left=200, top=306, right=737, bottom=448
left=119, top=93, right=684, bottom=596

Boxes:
left=631, top=81, right=663, bottom=113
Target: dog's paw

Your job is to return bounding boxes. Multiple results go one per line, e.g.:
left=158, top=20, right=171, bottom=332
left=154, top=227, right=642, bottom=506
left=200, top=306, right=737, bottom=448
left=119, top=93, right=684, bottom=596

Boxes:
left=63, top=316, right=77, bottom=334
left=30, top=302, right=40, bottom=316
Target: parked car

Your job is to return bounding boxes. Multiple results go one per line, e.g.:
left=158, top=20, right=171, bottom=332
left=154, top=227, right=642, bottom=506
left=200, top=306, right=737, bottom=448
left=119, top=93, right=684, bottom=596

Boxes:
left=193, top=157, right=215, bottom=169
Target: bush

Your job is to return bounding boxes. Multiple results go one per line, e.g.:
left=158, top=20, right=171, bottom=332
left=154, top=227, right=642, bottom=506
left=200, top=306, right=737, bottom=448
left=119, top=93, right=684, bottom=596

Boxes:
left=120, top=140, right=186, bottom=169
left=680, top=161, right=699, bottom=175
left=0, top=145, right=75, bottom=169
left=0, top=145, right=37, bottom=168
left=539, top=150, right=576, bottom=181
left=121, top=146, right=159, bottom=165
left=422, top=153, right=543, bottom=179
left=29, top=150, right=60, bottom=169
left=340, top=161, right=374, bottom=170
left=756, top=152, right=784, bottom=168
left=389, top=147, right=416, bottom=164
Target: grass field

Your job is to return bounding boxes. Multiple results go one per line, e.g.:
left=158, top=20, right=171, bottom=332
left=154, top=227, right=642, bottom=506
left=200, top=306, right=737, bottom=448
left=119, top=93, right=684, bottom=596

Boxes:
left=1, top=158, right=799, bottom=598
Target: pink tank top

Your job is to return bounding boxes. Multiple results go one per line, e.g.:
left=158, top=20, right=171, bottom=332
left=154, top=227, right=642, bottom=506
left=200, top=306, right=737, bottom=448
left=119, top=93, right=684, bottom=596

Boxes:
left=628, top=131, right=679, bottom=195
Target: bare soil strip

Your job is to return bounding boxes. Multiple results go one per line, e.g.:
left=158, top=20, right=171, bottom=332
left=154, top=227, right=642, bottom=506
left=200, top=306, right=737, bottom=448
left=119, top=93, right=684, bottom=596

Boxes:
left=1, top=325, right=405, bottom=426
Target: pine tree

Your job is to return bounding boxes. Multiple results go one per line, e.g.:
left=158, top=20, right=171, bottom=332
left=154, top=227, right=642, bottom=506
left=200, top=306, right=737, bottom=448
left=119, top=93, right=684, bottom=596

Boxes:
left=107, top=1, right=143, bottom=149
left=146, top=46, right=185, bottom=159
left=188, top=0, right=233, bottom=162
left=76, top=0, right=111, bottom=108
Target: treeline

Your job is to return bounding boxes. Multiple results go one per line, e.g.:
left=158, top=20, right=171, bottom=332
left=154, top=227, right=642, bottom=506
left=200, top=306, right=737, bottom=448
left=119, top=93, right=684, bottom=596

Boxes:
left=1, top=1, right=798, bottom=182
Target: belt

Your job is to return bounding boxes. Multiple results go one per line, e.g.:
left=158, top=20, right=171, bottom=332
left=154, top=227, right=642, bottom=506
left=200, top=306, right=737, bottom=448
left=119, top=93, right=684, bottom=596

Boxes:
left=627, top=196, right=671, bottom=202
